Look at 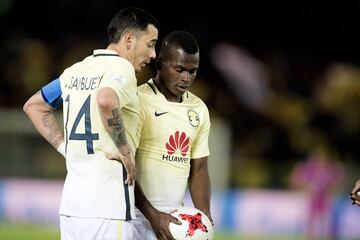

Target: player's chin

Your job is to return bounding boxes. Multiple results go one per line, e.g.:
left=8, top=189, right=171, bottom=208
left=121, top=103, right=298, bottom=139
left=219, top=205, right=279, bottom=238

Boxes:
left=176, top=86, right=187, bottom=94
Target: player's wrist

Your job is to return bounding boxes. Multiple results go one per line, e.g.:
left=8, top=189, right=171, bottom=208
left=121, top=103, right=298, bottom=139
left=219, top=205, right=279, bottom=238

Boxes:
left=120, top=151, right=131, bottom=158
left=57, top=141, right=66, bottom=157
left=119, top=145, right=131, bottom=158
left=144, top=206, right=161, bottom=221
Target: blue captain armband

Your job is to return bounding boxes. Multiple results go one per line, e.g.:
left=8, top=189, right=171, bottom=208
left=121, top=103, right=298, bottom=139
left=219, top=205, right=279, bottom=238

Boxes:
left=41, top=78, right=63, bottom=109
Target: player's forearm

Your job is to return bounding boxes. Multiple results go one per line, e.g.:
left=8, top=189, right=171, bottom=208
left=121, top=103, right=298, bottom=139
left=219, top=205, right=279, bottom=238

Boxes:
left=189, top=170, right=212, bottom=216
left=134, top=181, right=158, bottom=220
left=23, top=91, right=64, bottom=149
left=105, top=108, right=131, bottom=155
left=97, top=88, right=130, bottom=155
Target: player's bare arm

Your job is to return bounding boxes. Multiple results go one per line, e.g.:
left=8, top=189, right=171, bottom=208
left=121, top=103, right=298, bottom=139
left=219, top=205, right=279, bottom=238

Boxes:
left=350, top=179, right=360, bottom=206
left=42, top=111, right=64, bottom=148
left=97, top=87, right=135, bottom=185
left=107, top=108, right=129, bottom=154
left=135, top=181, right=180, bottom=240
left=188, top=156, right=213, bottom=224
left=23, top=91, right=64, bottom=149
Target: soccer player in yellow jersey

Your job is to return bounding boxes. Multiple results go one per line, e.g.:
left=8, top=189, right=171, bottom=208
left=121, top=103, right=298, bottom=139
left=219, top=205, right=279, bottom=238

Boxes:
left=23, top=7, right=158, bottom=240
left=133, top=31, right=213, bottom=239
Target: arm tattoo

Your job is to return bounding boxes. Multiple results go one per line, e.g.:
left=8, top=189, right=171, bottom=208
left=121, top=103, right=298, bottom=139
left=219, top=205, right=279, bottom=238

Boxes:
left=107, top=108, right=128, bottom=149
left=42, top=111, right=64, bottom=148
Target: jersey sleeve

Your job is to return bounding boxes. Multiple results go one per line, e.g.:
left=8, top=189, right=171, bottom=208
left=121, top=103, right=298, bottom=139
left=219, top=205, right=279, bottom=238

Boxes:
left=40, top=78, right=63, bottom=109
left=99, top=72, right=131, bottom=108
left=191, top=106, right=211, bottom=159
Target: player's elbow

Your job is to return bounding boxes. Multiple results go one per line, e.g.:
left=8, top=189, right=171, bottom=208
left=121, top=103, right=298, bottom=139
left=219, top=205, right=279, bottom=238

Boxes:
left=23, top=98, right=34, bottom=116
left=97, top=88, right=118, bottom=111
left=23, top=94, right=45, bottom=116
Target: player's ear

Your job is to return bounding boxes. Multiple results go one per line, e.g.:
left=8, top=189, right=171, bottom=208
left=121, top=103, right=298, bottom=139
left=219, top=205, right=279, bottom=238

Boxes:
left=155, top=57, right=163, bottom=71
left=123, top=32, right=134, bottom=50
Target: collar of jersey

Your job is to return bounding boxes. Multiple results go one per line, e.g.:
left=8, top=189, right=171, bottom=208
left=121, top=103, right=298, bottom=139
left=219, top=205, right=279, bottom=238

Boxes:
left=93, top=49, right=120, bottom=57
left=147, top=78, right=187, bottom=103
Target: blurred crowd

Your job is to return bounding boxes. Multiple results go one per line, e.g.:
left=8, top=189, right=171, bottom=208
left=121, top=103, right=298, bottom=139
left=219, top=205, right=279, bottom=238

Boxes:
left=206, top=43, right=359, bottom=190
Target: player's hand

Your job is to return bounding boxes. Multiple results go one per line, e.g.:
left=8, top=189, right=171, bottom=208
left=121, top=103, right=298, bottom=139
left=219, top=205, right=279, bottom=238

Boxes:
left=204, top=212, right=214, bottom=226
left=105, top=151, right=136, bottom=185
left=197, top=209, right=214, bottom=226
left=350, top=179, right=360, bottom=206
left=149, top=210, right=181, bottom=240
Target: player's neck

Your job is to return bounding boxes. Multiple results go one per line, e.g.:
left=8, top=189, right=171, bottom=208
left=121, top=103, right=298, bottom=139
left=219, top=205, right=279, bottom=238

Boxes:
left=154, top=78, right=182, bottom=103
left=107, top=43, right=133, bottom=63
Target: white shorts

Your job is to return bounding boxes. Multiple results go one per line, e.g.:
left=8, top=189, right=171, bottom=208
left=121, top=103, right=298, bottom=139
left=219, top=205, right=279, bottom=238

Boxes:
left=60, top=215, right=134, bottom=240
left=132, top=211, right=157, bottom=240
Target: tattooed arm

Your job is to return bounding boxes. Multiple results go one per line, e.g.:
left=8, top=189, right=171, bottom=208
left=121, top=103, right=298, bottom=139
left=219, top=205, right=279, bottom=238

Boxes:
left=97, top=87, right=136, bottom=185
left=23, top=91, right=64, bottom=149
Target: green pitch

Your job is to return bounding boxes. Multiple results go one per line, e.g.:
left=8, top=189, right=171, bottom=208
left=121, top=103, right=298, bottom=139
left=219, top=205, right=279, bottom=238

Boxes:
left=0, top=222, right=309, bottom=240
left=0, top=222, right=244, bottom=240
left=0, top=222, right=59, bottom=240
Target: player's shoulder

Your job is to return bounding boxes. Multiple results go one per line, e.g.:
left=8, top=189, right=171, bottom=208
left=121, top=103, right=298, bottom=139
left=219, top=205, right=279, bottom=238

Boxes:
left=102, top=58, right=135, bottom=79
left=138, top=79, right=157, bottom=96
left=89, top=49, right=135, bottom=77
left=110, top=57, right=134, bottom=74
left=184, top=91, right=207, bottom=107
left=98, top=54, right=136, bottom=85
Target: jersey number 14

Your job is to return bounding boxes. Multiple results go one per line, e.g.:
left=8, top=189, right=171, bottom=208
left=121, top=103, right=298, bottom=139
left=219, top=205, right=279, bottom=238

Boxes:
left=65, top=95, right=99, bottom=154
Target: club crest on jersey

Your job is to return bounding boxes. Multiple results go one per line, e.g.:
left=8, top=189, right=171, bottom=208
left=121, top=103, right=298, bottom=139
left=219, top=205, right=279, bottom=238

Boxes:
left=162, top=131, right=190, bottom=163
left=187, top=109, right=200, bottom=127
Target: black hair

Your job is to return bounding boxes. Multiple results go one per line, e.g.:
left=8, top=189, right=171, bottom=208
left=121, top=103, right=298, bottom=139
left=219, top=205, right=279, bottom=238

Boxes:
left=107, top=7, right=159, bottom=44
left=159, top=30, right=199, bottom=61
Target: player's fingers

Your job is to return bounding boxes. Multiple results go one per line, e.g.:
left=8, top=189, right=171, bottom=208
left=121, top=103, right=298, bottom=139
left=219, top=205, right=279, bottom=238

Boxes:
left=164, top=218, right=178, bottom=239
left=129, top=163, right=136, bottom=181
left=164, top=230, right=175, bottom=240
left=209, top=217, right=214, bottom=226
left=159, top=213, right=180, bottom=225
left=124, top=167, right=133, bottom=185
left=206, top=214, right=214, bottom=226
left=351, top=180, right=360, bottom=194
left=350, top=192, right=360, bottom=201
left=124, top=163, right=136, bottom=185
left=104, top=152, right=136, bottom=185
left=105, top=152, right=115, bottom=160
left=154, top=232, right=161, bottom=240
left=156, top=231, right=170, bottom=240
left=161, top=229, right=175, bottom=240
left=351, top=188, right=359, bottom=195
left=125, top=172, right=135, bottom=185
left=168, top=215, right=181, bottom=225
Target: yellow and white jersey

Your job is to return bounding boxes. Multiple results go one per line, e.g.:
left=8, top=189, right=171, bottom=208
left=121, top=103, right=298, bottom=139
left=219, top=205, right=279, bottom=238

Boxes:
left=136, top=79, right=210, bottom=211
left=58, top=49, right=139, bottom=220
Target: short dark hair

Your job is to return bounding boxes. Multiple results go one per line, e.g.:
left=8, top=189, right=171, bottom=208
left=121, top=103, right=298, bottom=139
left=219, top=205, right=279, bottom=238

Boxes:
left=159, top=31, right=199, bottom=61
left=107, top=7, right=159, bottom=44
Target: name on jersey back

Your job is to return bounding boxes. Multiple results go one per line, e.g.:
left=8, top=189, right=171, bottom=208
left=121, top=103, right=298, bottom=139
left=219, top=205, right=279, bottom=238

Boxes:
left=65, top=75, right=103, bottom=90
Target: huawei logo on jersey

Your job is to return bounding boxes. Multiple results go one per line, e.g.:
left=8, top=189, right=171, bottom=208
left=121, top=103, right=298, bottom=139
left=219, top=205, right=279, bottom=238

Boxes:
left=166, top=131, right=189, bottom=157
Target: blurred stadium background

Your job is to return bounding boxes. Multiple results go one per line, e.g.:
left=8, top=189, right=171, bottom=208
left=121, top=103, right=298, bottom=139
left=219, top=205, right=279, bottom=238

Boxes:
left=1, top=0, right=360, bottom=239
